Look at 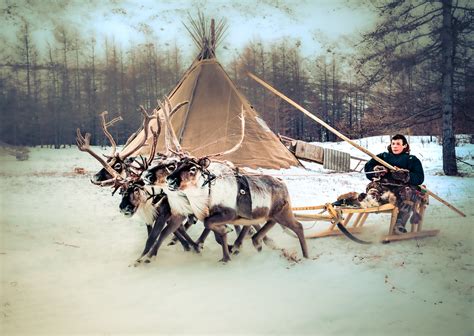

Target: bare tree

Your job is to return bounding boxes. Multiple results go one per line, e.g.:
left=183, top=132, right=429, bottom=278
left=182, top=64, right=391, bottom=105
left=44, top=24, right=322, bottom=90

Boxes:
left=358, top=0, right=473, bottom=175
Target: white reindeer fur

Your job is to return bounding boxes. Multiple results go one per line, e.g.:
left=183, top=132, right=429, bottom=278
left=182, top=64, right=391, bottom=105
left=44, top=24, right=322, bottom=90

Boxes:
left=165, top=190, right=195, bottom=217
left=136, top=196, right=158, bottom=225
left=144, top=161, right=195, bottom=217
left=180, top=162, right=271, bottom=221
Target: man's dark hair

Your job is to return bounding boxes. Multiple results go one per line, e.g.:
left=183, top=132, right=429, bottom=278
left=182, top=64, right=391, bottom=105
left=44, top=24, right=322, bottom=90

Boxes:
left=387, top=134, right=410, bottom=154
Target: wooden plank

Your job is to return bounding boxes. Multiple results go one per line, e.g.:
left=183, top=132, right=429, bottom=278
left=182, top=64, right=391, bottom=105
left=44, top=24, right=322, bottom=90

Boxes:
left=355, top=213, right=370, bottom=228
left=305, top=227, right=363, bottom=239
left=294, top=213, right=333, bottom=221
left=382, top=230, right=440, bottom=243
left=340, top=204, right=395, bottom=213
left=292, top=205, right=327, bottom=211
left=295, top=141, right=324, bottom=163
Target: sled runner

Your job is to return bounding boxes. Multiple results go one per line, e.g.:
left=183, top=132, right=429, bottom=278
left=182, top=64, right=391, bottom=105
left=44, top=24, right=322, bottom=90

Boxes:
left=292, top=197, right=439, bottom=243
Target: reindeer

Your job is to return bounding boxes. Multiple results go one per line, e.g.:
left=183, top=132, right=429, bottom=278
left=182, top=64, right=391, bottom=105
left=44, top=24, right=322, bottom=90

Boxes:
left=117, top=180, right=199, bottom=254
left=76, top=100, right=199, bottom=261
left=138, top=104, right=249, bottom=262
left=141, top=105, right=302, bottom=262
left=165, top=156, right=309, bottom=262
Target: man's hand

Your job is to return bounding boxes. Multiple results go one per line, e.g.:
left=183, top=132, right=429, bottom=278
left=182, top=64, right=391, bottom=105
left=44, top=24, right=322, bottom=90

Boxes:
left=373, top=165, right=387, bottom=178
left=391, top=168, right=410, bottom=183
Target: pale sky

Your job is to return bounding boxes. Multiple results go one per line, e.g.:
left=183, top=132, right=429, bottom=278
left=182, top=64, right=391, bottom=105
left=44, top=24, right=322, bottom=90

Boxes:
left=2, top=0, right=376, bottom=63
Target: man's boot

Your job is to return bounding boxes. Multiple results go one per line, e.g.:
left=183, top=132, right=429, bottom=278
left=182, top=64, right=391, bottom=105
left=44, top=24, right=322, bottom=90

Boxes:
left=394, top=202, right=412, bottom=234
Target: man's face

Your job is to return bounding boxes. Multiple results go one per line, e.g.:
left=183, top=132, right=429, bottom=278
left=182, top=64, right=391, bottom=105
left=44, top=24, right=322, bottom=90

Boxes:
left=391, top=139, right=407, bottom=154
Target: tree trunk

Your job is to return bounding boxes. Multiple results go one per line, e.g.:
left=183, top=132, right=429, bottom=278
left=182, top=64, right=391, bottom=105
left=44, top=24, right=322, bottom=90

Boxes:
left=440, top=0, right=458, bottom=175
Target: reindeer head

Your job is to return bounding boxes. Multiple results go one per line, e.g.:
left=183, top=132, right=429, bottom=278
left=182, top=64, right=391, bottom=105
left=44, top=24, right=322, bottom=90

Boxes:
left=166, top=157, right=212, bottom=191
left=91, top=155, right=130, bottom=185
left=118, top=181, right=146, bottom=217
left=142, top=155, right=182, bottom=188
left=78, top=106, right=161, bottom=186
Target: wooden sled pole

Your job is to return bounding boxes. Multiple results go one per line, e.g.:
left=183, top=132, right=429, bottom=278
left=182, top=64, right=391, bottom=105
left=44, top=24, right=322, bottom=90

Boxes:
left=248, top=72, right=466, bottom=218
left=248, top=72, right=397, bottom=170
left=423, top=189, right=465, bottom=217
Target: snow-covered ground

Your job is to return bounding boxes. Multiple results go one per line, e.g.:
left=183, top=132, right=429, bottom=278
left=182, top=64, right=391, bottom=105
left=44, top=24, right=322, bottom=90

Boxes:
left=1, top=136, right=473, bottom=335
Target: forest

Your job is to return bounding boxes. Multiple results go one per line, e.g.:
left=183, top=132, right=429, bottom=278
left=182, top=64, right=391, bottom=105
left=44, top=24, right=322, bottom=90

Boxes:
left=1, top=0, right=473, bottom=176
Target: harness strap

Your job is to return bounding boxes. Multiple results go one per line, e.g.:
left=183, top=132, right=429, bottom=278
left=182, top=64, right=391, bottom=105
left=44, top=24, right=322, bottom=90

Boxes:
left=235, top=172, right=253, bottom=219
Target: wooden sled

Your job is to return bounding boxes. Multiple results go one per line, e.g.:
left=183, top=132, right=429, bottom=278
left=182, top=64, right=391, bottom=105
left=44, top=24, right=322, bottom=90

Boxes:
left=292, top=197, right=439, bottom=243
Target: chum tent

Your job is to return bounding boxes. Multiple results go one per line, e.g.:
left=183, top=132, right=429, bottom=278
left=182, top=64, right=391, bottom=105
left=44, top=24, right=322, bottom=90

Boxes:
left=121, top=16, right=300, bottom=169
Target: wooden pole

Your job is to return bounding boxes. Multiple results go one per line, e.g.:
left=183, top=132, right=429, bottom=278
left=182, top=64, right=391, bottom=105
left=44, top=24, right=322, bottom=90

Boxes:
left=247, top=72, right=396, bottom=170
left=423, top=189, right=466, bottom=217
left=248, top=72, right=466, bottom=218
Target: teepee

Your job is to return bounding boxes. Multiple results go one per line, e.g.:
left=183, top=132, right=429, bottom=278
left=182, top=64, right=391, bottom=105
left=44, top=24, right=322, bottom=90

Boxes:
left=122, top=15, right=300, bottom=169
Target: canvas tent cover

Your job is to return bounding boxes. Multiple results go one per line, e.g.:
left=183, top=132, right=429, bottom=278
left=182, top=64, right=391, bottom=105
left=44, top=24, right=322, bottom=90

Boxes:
left=123, top=59, right=300, bottom=169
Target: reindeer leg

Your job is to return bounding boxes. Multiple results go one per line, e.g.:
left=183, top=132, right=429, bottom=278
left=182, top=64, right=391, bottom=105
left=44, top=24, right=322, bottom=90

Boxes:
left=138, top=199, right=172, bottom=260
left=252, top=220, right=276, bottom=252
left=204, top=212, right=235, bottom=263
left=252, top=224, right=275, bottom=248
left=212, top=230, right=230, bottom=263
left=234, top=225, right=242, bottom=235
left=291, top=220, right=309, bottom=259
left=172, top=228, right=191, bottom=252
left=137, top=215, right=185, bottom=264
left=139, top=214, right=169, bottom=260
left=176, top=226, right=200, bottom=253
left=196, top=228, right=211, bottom=250
left=169, top=215, right=197, bottom=246
left=230, top=226, right=251, bottom=255
left=146, top=224, right=152, bottom=236
left=274, top=210, right=309, bottom=259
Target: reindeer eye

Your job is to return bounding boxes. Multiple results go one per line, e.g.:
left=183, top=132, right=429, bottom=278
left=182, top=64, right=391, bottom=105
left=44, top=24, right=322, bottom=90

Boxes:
left=190, top=166, right=197, bottom=174
left=166, top=164, right=176, bottom=173
left=114, top=163, right=122, bottom=170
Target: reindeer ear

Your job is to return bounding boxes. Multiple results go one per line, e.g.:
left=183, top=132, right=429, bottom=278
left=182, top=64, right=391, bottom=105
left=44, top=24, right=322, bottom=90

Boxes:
left=198, top=157, right=211, bottom=169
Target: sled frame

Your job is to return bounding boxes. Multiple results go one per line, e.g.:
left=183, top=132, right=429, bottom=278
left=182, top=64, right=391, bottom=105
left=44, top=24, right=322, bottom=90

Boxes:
left=293, top=198, right=439, bottom=243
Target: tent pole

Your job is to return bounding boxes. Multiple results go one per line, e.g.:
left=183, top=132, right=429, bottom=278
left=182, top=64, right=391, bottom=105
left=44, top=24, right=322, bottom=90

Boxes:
left=248, top=72, right=466, bottom=218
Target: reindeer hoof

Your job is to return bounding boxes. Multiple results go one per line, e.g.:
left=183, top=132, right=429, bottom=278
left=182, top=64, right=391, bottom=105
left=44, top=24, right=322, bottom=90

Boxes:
left=252, top=237, right=262, bottom=252
left=132, top=259, right=142, bottom=267
left=197, top=242, right=205, bottom=250
left=137, top=255, right=152, bottom=264
left=168, top=240, right=177, bottom=246
left=182, top=244, right=191, bottom=252
left=230, top=245, right=241, bottom=255
left=192, top=245, right=201, bottom=254
left=263, top=237, right=276, bottom=249
left=219, top=257, right=231, bottom=263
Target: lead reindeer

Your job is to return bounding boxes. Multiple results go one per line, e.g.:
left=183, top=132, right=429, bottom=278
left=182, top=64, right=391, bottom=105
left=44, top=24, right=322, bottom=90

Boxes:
left=76, top=100, right=199, bottom=261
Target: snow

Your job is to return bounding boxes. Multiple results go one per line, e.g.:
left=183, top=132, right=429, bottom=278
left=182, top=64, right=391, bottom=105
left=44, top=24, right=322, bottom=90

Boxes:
left=1, top=137, right=473, bottom=336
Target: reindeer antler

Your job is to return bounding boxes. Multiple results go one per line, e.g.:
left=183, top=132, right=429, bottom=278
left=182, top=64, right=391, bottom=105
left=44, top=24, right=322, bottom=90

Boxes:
left=206, top=105, right=246, bottom=159
left=118, top=105, right=157, bottom=159
left=147, top=122, right=160, bottom=167
left=76, top=128, right=121, bottom=179
left=157, top=97, right=189, bottom=157
left=100, top=111, right=123, bottom=158
left=159, top=98, right=183, bottom=154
